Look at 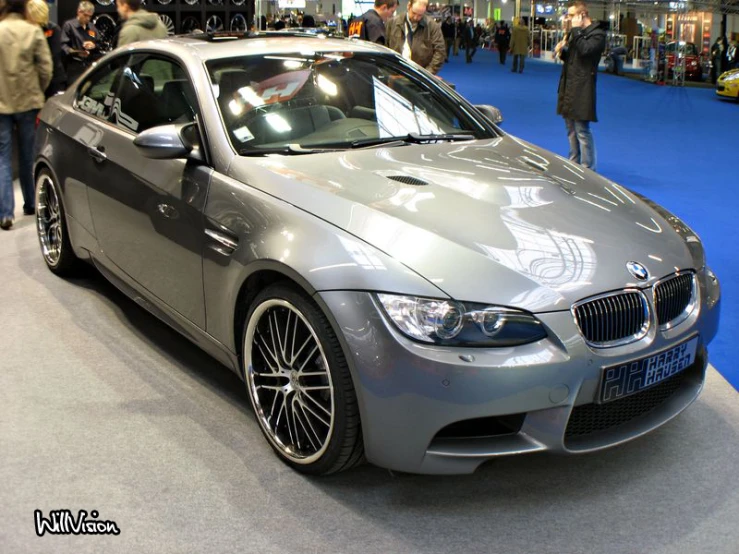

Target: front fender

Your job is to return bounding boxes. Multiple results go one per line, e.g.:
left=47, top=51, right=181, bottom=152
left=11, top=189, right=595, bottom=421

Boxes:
left=202, top=171, right=446, bottom=353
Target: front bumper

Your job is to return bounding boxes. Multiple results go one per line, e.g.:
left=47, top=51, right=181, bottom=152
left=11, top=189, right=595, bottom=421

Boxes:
left=317, top=268, right=720, bottom=474
left=716, top=80, right=739, bottom=98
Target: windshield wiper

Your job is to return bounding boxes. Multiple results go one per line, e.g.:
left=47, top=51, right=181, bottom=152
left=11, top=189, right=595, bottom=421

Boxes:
left=350, top=132, right=475, bottom=148
left=238, top=133, right=476, bottom=156
left=239, top=144, right=345, bottom=156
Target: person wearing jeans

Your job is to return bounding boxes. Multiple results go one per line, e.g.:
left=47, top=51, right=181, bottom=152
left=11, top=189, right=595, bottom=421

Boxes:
left=0, top=0, right=53, bottom=230
left=0, top=111, right=39, bottom=220
left=565, top=119, right=596, bottom=169
left=554, top=1, right=605, bottom=170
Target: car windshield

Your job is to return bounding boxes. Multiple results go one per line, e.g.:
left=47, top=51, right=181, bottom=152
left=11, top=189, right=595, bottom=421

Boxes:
left=207, top=52, right=495, bottom=155
left=667, top=42, right=698, bottom=56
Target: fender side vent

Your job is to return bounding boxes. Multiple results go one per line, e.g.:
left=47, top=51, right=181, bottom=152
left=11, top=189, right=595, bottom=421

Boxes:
left=387, top=175, right=429, bottom=186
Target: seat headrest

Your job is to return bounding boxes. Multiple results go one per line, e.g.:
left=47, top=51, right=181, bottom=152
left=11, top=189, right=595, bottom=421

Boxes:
left=217, top=70, right=252, bottom=98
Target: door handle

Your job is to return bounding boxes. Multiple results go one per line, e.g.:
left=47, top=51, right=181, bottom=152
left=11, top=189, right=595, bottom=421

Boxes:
left=88, top=145, right=107, bottom=163
left=157, top=203, right=179, bottom=219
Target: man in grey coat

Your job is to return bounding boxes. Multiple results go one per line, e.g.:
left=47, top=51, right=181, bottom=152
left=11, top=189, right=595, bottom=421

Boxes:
left=555, top=1, right=605, bottom=170
left=0, top=0, right=53, bottom=229
left=116, top=0, right=168, bottom=47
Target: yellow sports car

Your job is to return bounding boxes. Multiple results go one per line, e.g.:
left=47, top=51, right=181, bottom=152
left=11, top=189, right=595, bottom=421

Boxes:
left=716, top=68, right=739, bottom=100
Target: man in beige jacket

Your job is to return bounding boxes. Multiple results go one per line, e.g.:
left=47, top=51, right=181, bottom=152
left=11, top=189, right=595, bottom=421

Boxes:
left=509, top=17, right=531, bottom=73
left=0, top=0, right=52, bottom=230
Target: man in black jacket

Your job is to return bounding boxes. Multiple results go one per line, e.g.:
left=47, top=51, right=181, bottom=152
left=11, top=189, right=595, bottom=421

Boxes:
left=494, top=21, right=511, bottom=65
left=27, top=0, right=67, bottom=97
left=441, top=16, right=455, bottom=61
left=555, top=1, right=605, bottom=171
left=61, top=1, right=101, bottom=84
left=349, top=0, right=398, bottom=45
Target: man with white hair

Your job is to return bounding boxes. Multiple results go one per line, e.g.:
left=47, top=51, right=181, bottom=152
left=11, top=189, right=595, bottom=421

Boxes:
left=61, top=1, right=100, bottom=83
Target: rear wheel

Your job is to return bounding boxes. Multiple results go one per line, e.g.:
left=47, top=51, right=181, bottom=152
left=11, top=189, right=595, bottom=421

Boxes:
left=35, top=169, right=81, bottom=276
left=242, top=284, right=364, bottom=475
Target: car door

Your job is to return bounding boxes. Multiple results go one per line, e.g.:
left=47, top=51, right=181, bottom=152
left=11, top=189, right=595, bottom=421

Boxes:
left=53, top=54, right=131, bottom=243
left=84, top=53, right=211, bottom=329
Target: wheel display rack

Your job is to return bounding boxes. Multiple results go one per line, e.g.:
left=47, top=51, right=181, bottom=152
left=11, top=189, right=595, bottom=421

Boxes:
left=59, top=0, right=255, bottom=52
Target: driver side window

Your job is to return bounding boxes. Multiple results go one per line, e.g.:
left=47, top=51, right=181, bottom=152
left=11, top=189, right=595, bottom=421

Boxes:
left=75, top=55, right=129, bottom=123
left=114, top=55, right=198, bottom=134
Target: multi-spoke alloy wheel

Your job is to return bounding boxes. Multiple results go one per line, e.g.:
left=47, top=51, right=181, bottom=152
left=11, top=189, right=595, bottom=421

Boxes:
left=243, top=285, right=363, bottom=474
left=35, top=169, right=79, bottom=275
left=36, top=173, right=62, bottom=266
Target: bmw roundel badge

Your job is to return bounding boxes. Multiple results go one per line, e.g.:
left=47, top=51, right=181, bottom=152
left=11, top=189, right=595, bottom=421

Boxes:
left=627, top=261, right=649, bottom=281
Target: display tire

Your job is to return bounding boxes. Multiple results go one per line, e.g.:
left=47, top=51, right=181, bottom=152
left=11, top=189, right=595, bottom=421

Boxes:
left=35, top=168, right=82, bottom=277
left=242, top=283, right=364, bottom=475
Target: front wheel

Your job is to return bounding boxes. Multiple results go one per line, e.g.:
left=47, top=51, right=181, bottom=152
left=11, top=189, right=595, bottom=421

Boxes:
left=35, top=169, right=81, bottom=276
left=242, top=284, right=364, bottom=475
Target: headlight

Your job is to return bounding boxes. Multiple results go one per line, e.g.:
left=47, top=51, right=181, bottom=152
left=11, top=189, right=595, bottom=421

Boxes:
left=632, top=192, right=706, bottom=270
left=376, top=294, right=547, bottom=347
left=724, top=72, right=739, bottom=82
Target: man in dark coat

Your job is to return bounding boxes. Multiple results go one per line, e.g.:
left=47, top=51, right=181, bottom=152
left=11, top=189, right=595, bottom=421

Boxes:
left=463, top=19, right=476, bottom=63
left=27, top=0, right=67, bottom=97
left=441, top=16, right=455, bottom=61
left=710, top=36, right=729, bottom=83
left=61, top=1, right=101, bottom=84
left=555, top=1, right=605, bottom=171
left=494, top=20, right=511, bottom=65
left=349, top=0, right=398, bottom=45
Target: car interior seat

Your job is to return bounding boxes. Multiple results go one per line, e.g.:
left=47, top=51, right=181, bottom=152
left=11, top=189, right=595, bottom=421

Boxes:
left=160, top=79, right=196, bottom=123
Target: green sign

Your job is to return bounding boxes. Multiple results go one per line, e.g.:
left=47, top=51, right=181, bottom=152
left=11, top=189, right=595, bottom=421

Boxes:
left=494, top=8, right=501, bottom=20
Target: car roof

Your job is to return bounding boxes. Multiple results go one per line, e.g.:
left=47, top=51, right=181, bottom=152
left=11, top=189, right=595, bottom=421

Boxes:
left=126, top=33, right=393, bottom=63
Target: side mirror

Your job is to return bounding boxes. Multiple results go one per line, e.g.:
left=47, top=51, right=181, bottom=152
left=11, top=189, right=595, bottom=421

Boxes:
left=475, top=104, right=504, bottom=126
left=133, top=122, right=203, bottom=161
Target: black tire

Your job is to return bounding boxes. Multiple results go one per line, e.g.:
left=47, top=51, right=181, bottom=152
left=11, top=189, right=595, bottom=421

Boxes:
left=242, top=283, right=364, bottom=475
left=35, top=168, right=82, bottom=276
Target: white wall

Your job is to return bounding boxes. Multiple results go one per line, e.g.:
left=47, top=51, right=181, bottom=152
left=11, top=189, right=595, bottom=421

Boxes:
left=484, top=0, right=516, bottom=23
left=712, top=13, right=739, bottom=39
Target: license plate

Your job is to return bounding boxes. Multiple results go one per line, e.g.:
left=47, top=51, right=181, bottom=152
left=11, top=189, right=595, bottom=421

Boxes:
left=599, top=336, right=699, bottom=403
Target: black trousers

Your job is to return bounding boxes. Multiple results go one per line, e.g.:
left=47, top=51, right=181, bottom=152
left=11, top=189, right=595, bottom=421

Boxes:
left=498, top=44, right=508, bottom=64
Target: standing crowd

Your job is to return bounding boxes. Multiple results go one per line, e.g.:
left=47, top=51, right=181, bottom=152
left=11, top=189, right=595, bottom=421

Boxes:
left=0, top=0, right=167, bottom=230
left=356, top=0, right=604, bottom=170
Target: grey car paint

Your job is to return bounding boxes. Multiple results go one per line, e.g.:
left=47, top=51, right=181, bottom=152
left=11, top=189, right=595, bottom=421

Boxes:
left=226, top=137, right=695, bottom=312
left=34, top=35, right=721, bottom=474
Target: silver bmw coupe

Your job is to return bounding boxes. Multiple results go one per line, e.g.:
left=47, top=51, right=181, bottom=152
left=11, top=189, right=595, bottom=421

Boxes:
left=34, top=33, right=721, bottom=475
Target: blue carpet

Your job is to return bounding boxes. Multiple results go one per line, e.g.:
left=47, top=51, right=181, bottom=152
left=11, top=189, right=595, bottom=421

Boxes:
left=439, top=49, right=738, bottom=391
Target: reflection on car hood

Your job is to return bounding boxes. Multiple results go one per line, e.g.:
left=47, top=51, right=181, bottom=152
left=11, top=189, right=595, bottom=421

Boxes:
left=231, top=136, right=694, bottom=312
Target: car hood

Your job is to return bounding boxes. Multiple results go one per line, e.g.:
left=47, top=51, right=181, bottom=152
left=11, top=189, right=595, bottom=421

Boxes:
left=230, top=136, right=695, bottom=312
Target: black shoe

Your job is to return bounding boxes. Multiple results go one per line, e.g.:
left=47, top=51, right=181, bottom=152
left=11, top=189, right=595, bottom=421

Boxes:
left=23, top=207, right=35, bottom=216
left=0, top=217, right=13, bottom=230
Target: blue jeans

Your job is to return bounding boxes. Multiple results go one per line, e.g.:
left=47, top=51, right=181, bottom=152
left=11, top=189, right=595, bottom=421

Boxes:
left=565, top=119, right=596, bottom=170
left=0, top=110, right=38, bottom=219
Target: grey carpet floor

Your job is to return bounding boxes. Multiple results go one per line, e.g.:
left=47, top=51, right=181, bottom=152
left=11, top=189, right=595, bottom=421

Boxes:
left=1, top=189, right=738, bottom=554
